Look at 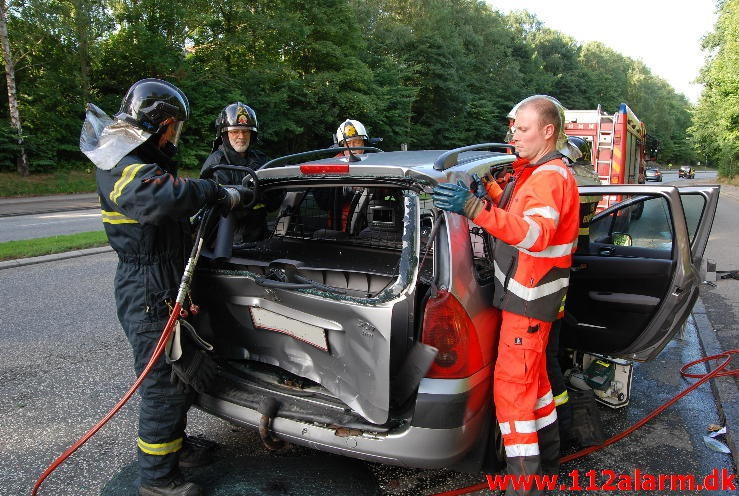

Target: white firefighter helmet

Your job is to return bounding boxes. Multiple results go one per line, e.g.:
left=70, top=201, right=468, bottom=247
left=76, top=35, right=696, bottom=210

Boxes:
left=335, top=119, right=368, bottom=146
left=506, top=95, right=568, bottom=149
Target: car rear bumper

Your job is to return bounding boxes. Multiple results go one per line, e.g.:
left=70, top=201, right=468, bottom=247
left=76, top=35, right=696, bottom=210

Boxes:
left=196, top=391, right=488, bottom=468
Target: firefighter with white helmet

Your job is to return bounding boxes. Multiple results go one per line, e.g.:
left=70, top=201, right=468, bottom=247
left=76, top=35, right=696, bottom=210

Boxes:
left=334, top=119, right=369, bottom=156
left=433, top=95, right=580, bottom=495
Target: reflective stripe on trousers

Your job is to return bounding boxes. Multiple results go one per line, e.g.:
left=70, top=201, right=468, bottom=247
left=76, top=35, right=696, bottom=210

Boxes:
left=493, top=311, right=560, bottom=495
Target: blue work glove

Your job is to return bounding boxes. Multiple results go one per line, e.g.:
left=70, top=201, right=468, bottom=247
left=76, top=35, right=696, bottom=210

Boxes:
left=432, top=180, right=486, bottom=219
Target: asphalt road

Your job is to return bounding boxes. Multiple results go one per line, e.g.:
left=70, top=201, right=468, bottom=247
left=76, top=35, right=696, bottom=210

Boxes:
left=0, top=209, right=103, bottom=242
left=0, top=254, right=734, bottom=496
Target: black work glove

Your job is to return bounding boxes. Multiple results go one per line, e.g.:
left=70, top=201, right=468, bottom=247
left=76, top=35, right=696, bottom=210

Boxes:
left=166, top=320, right=219, bottom=394
left=215, top=185, right=254, bottom=210
left=470, top=173, right=488, bottom=199
left=170, top=348, right=218, bottom=394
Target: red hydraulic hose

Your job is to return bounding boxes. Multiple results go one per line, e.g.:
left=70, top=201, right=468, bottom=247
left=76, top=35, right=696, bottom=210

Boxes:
left=30, top=304, right=182, bottom=495
left=31, top=209, right=212, bottom=496
left=432, top=349, right=737, bottom=496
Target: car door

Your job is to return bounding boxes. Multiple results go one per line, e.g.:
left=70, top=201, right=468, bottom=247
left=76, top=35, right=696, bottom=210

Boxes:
left=561, top=184, right=719, bottom=361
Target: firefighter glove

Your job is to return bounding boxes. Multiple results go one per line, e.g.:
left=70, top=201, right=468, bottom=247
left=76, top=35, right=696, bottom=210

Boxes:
left=432, top=180, right=486, bottom=220
left=167, top=320, right=219, bottom=394
left=215, top=185, right=254, bottom=210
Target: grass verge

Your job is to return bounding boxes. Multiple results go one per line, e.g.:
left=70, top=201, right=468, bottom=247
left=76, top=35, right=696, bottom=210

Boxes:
left=0, top=231, right=109, bottom=261
left=0, top=169, right=97, bottom=197
left=0, top=168, right=200, bottom=197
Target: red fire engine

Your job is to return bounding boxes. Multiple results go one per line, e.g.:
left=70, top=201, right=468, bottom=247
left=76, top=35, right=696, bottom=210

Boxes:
left=564, top=103, right=656, bottom=209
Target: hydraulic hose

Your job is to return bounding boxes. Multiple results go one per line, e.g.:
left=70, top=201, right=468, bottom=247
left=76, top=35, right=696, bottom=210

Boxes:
left=431, top=349, right=738, bottom=496
left=31, top=208, right=216, bottom=496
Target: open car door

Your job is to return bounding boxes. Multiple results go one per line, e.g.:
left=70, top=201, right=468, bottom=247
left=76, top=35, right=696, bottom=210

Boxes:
left=562, top=184, right=719, bottom=361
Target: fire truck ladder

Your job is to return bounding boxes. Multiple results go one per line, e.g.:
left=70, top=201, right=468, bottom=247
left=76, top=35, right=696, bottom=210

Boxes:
left=596, top=109, right=615, bottom=185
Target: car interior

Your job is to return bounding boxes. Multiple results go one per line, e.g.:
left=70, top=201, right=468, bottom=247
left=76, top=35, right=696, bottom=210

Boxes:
left=562, top=194, right=676, bottom=353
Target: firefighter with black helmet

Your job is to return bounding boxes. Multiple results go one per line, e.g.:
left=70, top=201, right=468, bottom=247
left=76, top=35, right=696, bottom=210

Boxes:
left=201, top=102, right=266, bottom=183
left=81, top=79, right=251, bottom=496
left=200, top=102, right=282, bottom=243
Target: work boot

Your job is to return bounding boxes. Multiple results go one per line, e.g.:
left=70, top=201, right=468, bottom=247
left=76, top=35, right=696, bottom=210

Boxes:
left=138, top=478, right=202, bottom=496
left=178, top=435, right=218, bottom=468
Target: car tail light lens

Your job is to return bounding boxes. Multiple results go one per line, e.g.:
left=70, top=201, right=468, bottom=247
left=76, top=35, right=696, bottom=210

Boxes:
left=421, top=290, right=484, bottom=379
left=299, top=163, right=349, bottom=174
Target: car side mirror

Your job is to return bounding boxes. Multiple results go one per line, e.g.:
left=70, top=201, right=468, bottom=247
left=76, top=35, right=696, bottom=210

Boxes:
left=612, top=232, right=633, bottom=247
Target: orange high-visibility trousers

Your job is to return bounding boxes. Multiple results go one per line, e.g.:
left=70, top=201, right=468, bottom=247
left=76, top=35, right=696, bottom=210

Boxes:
left=491, top=310, right=560, bottom=495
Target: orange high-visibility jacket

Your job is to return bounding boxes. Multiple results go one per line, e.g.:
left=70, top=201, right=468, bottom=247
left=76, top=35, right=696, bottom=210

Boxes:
left=473, top=153, right=580, bottom=322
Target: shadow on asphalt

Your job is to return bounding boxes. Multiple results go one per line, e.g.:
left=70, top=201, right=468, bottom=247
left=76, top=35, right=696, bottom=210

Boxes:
left=102, top=454, right=380, bottom=495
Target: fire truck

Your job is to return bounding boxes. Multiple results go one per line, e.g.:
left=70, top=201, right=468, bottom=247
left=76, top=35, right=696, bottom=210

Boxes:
left=564, top=103, right=657, bottom=209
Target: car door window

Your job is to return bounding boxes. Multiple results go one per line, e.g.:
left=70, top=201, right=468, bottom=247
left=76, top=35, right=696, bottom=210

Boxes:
left=590, top=195, right=673, bottom=254
left=679, top=193, right=706, bottom=245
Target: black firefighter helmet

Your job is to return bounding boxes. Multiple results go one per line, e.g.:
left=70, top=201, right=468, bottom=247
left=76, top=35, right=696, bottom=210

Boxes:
left=216, top=101, right=257, bottom=136
left=116, top=78, right=190, bottom=144
left=567, top=136, right=592, bottom=163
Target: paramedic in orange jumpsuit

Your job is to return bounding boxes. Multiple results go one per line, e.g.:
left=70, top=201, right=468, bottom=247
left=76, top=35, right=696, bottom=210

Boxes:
left=432, top=96, right=580, bottom=495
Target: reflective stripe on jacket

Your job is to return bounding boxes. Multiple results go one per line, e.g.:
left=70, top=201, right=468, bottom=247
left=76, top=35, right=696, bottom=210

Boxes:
left=96, top=152, right=219, bottom=325
left=472, top=156, right=580, bottom=322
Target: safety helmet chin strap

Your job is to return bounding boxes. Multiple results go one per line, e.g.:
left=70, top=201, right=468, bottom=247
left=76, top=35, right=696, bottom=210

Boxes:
left=340, top=129, right=363, bottom=163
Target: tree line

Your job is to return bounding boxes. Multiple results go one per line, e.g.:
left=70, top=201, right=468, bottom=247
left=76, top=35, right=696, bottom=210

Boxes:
left=691, top=0, right=738, bottom=178
left=0, top=0, right=703, bottom=175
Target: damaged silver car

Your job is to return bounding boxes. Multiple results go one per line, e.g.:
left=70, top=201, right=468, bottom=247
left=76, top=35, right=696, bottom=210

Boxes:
left=192, top=144, right=718, bottom=472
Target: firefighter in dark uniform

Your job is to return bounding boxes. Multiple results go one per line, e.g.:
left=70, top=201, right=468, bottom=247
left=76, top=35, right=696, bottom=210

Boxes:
left=200, top=102, right=280, bottom=242
left=81, top=79, right=249, bottom=496
left=201, top=102, right=266, bottom=183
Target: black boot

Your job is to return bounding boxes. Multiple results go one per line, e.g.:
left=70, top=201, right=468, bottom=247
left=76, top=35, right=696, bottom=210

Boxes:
left=178, top=435, right=218, bottom=468
left=138, top=479, right=202, bottom=496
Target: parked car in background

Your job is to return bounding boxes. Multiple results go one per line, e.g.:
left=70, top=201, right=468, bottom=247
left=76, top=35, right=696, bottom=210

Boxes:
left=679, top=165, right=696, bottom=179
left=645, top=168, right=663, bottom=182
left=192, top=145, right=718, bottom=474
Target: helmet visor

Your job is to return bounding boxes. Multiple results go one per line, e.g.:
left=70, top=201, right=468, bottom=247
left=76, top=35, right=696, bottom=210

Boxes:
left=168, top=120, right=184, bottom=146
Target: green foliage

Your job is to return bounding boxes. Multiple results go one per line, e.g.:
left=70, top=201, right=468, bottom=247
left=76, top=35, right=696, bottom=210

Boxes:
left=0, top=169, right=96, bottom=196
left=0, top=231, right=108, bottom=261
left=0, top=0, right=698, bottom=175
left=691, top=0, right=739, bottom=177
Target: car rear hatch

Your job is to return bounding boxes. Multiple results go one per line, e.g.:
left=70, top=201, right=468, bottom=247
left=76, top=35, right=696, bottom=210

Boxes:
left=194, top=164, right=433, bottom=425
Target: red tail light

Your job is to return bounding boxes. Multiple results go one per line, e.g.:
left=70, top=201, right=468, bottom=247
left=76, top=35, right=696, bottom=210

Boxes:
left=300, top=163, right=349, bottom=174
left=421, top=290, right=484, bottom=379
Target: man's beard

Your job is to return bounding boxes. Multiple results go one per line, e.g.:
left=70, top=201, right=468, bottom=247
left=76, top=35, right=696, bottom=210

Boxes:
left=231, top=142, right=248, bottom=153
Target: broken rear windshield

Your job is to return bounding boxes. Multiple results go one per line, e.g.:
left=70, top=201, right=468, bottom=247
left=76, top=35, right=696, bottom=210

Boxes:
left=206, top=185, right=435, bottom=299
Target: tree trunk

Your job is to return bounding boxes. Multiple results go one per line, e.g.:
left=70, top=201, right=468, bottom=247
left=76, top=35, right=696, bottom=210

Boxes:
left=0, top=0, right=28, bottom=176
left=72, top=0, right=90, bottom=102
